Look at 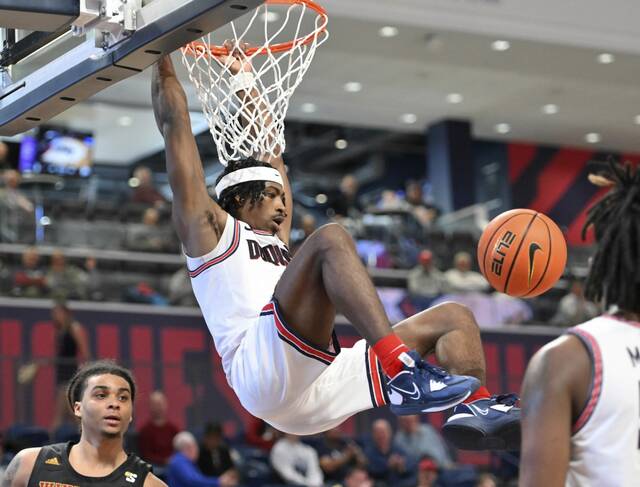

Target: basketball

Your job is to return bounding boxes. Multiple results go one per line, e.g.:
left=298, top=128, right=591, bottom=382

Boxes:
left=477, top=209, right=567, bottom=298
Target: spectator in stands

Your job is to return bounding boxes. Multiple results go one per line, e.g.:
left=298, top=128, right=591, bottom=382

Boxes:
left=270, top=433, right=324, bottom=487
left=444, top=252, right=489, bottom=294
left=378, top=189, right=406, bottom=211
left=317, top=426, right=366, bottom=484
left=291, top=213, right=318, bottom=254
left=0, top=141, right=9, bottom=169
left=417, top=458, right=439, bottom=487
left=12, top=247, right=48, bottom=298
left=404, top=180, right=437, bottom=228
left=167, top=431, right=238, bottom=487
left=407, top=249, right=448, bottom=309
left=332, top=174, right=363, bottom=217
left=244, top=417, right=277, bottom=452
left=81, top=256, right=104, bottom=301
left=550, top=278, right=599, bottom=327
left=131, top=165, right=167, bottom=207
left=125, top=207, right=172, bottom=253
left=46, top=250, right=88, bottom=300
left=168, top=267, right=197, bottom=306
left=138, top=391, right=180, bottom=468
left=0, top=169, right=33, bottom=243
left=364, top=419, right=417, bottom=487
left=51, top=300, right=90, bottom=431
left=343, top=466, right=373, bottom=487
left=394, top=415, right=454, bottom=469
left=197, top=422, right=235, bottom=477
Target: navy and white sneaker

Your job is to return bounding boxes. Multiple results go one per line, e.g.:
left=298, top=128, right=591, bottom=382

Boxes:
left=442, top=393, right=521, bottom=450
left=387, top=351, right=480, bottom=415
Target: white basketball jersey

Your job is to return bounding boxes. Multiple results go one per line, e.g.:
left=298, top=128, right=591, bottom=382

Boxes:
left=566, top=315, right=640, bottom=487
left=186, top=215, right=290, bottom=380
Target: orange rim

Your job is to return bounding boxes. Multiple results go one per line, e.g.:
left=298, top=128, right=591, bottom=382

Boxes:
left=183, top=0, right=328, bottom=57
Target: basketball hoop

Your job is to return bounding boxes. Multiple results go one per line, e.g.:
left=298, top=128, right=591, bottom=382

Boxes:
left=181, top=0, right=328, bottom=165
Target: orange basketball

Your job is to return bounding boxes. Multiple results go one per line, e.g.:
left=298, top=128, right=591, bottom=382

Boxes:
left=477, top=209, right=567, bottom=298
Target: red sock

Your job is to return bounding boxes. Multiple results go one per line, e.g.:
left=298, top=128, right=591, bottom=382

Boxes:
left=464, top=386, right=491, bottom=403
left=372, top=334, right=411, bottom=378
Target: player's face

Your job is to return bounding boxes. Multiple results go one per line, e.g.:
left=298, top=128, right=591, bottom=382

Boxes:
left=239, top=181, right=286, bottom=233
left=75, top=374, right=133, bottom=439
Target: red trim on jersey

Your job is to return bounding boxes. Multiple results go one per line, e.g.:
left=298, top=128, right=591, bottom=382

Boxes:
left=569, top=328, right=603, bottom=434
left=367, top=348, right=387, bottom=407
left=263, top=301, right=338, bottom=364
left=188, top=220, right=241, bottom=278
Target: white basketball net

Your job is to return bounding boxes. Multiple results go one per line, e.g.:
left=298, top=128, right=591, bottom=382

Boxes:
left=181, top=1, right=328, bottom=166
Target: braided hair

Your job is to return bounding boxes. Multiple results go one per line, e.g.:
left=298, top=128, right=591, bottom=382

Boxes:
left=215, top=156, right=273, bottom=218
left=582, top=161, right=640, bottom=313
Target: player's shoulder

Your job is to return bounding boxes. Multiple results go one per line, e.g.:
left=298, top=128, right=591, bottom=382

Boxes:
left=3, top=447, right=42, bottom=487
left=143, top=472, right=168, bottom=487
left=526, top=334, right=590, bottom=387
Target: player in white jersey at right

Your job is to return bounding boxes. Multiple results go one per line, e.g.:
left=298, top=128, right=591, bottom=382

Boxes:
left=151, top=45, right=519, bottom=448
left=520, top=161, right=640, bottom=486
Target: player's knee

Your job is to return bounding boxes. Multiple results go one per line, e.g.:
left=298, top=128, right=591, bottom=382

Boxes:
left=312, top=223, right=355, bottom=254
left=434, top=301, right=479, bottom=332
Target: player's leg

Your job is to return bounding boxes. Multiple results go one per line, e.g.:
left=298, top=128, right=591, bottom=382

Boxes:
left=392, top=302, right=520, bottom=450
left=274, top=223, right=479, bottom=413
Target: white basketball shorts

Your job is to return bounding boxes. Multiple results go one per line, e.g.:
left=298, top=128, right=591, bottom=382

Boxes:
left=228, top=299, right=388, bottom=435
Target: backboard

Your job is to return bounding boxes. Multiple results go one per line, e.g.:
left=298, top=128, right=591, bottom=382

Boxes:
left=0, top=0, right=264, bottom=136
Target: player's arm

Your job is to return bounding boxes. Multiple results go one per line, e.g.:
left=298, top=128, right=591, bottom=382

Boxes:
left=519, top=335, right=590, bottom=487
left=143, top=472, right=168, bottom=487
left=151, top=55, right=227, bottom=257
left=1, top=448, right=40, bottom=487
left=221, top=44, right=293, bottom=244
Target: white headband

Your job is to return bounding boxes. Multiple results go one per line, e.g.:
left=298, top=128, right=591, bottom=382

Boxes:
left=215, top=166, right=284, bottom=197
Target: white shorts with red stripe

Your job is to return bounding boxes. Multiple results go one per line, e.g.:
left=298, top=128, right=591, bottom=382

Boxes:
left=228, top=299, right=388, bottom=435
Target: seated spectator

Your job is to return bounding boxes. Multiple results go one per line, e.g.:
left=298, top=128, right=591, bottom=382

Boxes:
left=364, top=419, right=417, bottom=487
left=167, top=431, right=238, bottom=487
left=138, top=391, right=180, bottom=467
left=198, top=422, right=235, bottom=477
left=417, top=458, right=439, bottom=487
left=291, top=213, right=317, bottom=254
left=270, top=433, right=324, bottom=487
left=377, top=189, right=407, bottom=211
left=332, top=174, right=364, bottom=217
left=317, top=426, right=366, bottom=484
left=81, top=256, right=104, bottom=301
left=244, top=417, right=277, bottom=452
left=550, top=278, right=598, bottom=327
left=407, top=249, right=448, bottom=309
left=12, top=247, right=48, bottom=298
left=46, top=250, right=88, bottom=300
left=394, top=415, right=453, bottom=469
left=0, top=169, right=34, bottom=243
left=444, top=252, right=489, bottom=293
left=125, top=208, right=172, bottom=253
left=130, top=165, right=167, bottom=207
left=343, top=466, right=373, bottom=487
left=404, top=181, right=437, bottom=228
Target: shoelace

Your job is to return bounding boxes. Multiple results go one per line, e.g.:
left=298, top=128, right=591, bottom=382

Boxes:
left=415, top=359, right=449, bottom=379
left=492, top=393, right=519, bottom=406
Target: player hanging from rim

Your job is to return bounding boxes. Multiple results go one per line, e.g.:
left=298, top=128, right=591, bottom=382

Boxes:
left=2, top=360, right=166, bottom=487
left=520, top=161, right=640, bottom=486
left=151, top=44, right=519, bottom=449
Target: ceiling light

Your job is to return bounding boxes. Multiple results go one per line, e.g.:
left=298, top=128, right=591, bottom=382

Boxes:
left=585, top=132, right=601, bottom=144
left=634, top=115, right=640, bottom=125
left=379, top=26, right=399, bottom=38
left=597, top=53, right=615, bottom=64
left=400, top=113, right=417, bottom=124
left=39, top=216, right=51, bottom=226
left=344, top=82, right=362, bottom=93
left=335, top=138, right=348, bottom=149
left=446, top=93, right=463, bottom=104
left=542, top=104, right=559, bottom=115
left=117, top=116, right=133, bottom=127
left=260, top=11, right=280, bottom=23
left=495, top=123, right=511, bottom=134
left=315, top=193, right=328, bottom=204
left=300, top=102, right=317, bottom=113
left=491, top=40, right=511, bottom=51
left=128, top=177, right=140, bottom=188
